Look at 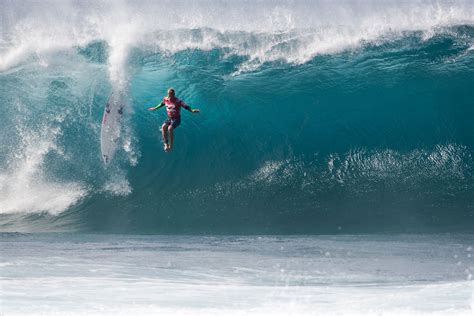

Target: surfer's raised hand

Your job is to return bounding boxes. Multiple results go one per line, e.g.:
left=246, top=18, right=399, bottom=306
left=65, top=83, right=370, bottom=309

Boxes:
left=191, top=109, right=200, bottom=113
left=147, top=107, right=156, bottom=111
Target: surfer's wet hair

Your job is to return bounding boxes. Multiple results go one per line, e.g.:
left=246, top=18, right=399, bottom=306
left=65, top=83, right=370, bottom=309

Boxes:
left=168, top=88, right=175, bottom=96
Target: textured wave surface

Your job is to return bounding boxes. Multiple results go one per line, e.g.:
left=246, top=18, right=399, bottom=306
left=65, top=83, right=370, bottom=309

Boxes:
left=0, top=1, right=473, bottom=233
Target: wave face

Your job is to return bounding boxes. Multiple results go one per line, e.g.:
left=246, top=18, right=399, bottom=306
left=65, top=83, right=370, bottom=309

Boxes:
left=1, top=0, right=473, bottom=233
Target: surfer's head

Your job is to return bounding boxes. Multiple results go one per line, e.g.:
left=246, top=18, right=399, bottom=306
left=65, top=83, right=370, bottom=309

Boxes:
left=167, top=88, right=175, bottom=97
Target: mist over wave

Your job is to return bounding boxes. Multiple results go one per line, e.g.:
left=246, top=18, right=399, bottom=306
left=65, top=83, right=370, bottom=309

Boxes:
left=0, top=0, right=473, bottom=233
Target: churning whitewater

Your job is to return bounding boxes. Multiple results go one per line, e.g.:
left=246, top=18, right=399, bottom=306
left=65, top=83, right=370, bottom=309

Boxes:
left=0, top=0, right=473, bottom=233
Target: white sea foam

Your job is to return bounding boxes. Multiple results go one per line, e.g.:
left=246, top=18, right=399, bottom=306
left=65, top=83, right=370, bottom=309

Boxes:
left=1, top=0, right=473, bottom=72
left=103, top=172, right=132, bottom=196
left=0, top=117, right=87, bottom=215
left=2, top=234, right=473, bottom=315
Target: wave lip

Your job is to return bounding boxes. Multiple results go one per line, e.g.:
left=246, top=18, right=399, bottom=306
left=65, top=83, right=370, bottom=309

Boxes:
left=1, top=0, right=474, bottom=72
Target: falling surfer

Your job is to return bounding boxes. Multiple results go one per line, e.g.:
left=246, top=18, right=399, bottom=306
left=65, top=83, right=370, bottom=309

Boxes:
left=148, top=88, right=200, bottom=152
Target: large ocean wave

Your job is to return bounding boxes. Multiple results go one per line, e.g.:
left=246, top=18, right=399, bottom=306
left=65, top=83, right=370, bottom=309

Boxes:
left=0, top=0, right=473, bottom=233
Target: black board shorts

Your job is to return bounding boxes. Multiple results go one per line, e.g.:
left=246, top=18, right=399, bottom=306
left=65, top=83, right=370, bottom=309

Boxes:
left=163, top=117, right=181, bottom=129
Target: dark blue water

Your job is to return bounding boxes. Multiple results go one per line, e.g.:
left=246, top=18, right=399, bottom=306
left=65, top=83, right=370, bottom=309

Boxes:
left=0, top=1, right=473, bottom=233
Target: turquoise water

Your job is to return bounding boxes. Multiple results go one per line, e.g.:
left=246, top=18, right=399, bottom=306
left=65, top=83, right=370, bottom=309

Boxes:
left=1, top=2, right=474, bottom=314
left=0, top=1, right=473, bottom=233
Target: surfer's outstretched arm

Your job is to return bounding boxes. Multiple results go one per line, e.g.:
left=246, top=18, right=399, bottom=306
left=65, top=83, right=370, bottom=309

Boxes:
left=148, top=102, right=165, bottom=111
left=181, top=102, right=200, bottom=113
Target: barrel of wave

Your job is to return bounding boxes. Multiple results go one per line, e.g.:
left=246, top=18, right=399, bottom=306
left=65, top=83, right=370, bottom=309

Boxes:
left=100, top=92, right=124, bottom=164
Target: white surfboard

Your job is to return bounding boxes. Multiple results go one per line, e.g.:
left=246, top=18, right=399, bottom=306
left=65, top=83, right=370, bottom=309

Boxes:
left=100, top=93, right=124, bottom=164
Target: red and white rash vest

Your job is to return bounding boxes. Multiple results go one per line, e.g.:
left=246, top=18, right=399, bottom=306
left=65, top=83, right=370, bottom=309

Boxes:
left=163, top=96, right=191, bottom=119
